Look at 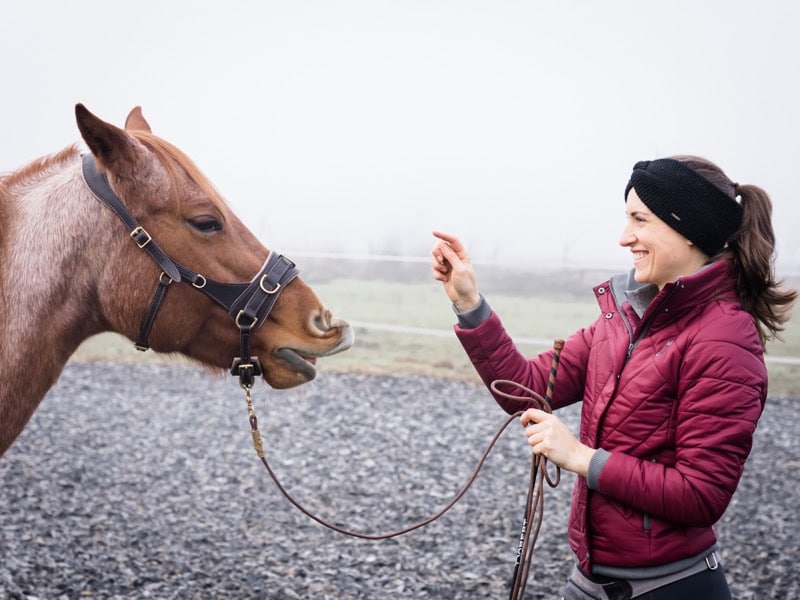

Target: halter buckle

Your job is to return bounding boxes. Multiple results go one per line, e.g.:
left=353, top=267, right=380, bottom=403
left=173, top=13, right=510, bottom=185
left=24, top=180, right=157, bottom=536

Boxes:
left=231, top=357, right=263, bottom=389
left=130, top=226, right=152, bottom=248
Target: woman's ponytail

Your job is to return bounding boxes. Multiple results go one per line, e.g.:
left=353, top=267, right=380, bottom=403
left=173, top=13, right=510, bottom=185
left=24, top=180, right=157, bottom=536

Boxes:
left=674, top=156, right=796, bottom=347
left=726, top=183, right=796, bottom=345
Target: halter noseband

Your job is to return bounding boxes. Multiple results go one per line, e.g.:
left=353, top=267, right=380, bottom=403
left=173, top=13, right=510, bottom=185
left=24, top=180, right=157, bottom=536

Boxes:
left=81, top=153, right=299, bottom=388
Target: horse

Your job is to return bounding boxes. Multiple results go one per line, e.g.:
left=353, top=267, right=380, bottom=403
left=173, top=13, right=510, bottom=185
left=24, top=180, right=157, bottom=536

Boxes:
left=0, top=104, right=354, bottom=458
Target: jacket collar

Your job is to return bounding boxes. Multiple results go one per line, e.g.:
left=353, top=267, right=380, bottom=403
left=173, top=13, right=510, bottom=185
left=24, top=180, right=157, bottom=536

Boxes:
left=608, top=260, right=736, bottom=319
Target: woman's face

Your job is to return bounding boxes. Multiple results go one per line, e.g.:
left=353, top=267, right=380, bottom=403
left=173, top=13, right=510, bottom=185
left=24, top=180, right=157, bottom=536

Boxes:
left=619, top=189, right=708, bottom=289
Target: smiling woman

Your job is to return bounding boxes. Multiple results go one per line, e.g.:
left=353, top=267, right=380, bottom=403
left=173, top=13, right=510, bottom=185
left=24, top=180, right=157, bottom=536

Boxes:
left=430, top=154, right=797, bottom=599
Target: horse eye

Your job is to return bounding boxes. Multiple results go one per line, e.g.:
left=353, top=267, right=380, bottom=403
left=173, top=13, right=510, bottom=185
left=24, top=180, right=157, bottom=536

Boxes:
left=188, top=217, right=222, bottom=233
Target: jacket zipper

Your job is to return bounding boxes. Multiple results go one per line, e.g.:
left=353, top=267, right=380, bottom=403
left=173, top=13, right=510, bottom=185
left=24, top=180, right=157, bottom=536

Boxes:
left=618, top=283, right=682, bottom=363
left=612, top=283, right=681, bottom=534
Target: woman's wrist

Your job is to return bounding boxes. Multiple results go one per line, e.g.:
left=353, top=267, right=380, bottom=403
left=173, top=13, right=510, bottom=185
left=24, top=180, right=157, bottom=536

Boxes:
left=453, top=293, right=481, bottom=313
left=569, top=445, right=597, bottom=477
left=453, top=294, right=491, bottom=329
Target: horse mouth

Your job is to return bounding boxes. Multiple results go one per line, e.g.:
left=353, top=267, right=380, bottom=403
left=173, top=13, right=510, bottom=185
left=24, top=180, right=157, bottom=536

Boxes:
left=273, top=326, right=354, bottom=381
left=275, top=348, right=318, bottom=380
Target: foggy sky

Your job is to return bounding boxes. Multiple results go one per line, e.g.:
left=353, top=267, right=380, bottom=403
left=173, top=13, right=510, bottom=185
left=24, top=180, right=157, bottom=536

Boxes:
left=2, top=1, right=799, bottom=274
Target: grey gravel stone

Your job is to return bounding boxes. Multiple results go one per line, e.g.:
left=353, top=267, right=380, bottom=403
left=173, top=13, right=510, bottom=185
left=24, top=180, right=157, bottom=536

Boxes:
left=0, top=362, right=797, bottom=599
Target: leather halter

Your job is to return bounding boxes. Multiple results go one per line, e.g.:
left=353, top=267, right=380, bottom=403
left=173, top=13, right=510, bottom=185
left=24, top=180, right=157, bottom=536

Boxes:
left=81, top=153, right=299, bottom=388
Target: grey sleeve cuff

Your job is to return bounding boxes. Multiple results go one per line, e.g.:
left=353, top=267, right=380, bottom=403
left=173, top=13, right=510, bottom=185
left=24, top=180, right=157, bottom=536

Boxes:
left=453, top=294, right=492, bottom=329
left=587, top=448, right=612, bottom=490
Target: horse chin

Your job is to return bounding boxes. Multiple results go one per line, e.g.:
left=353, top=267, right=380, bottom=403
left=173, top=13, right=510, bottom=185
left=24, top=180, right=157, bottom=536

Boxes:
left=273, top=348, right=318, bottom=383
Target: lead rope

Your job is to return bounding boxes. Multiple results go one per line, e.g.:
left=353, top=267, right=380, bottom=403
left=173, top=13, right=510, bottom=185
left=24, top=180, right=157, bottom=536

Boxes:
left=493, top=339, right=564, bottom=600
left=240, top=339, right=564, bottom=597
left=242, top=382, right=520, bottom=538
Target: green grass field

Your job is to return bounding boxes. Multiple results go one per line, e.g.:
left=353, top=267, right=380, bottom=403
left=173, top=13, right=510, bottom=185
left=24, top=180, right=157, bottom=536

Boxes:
left=72, top=259, right=800, bottom=397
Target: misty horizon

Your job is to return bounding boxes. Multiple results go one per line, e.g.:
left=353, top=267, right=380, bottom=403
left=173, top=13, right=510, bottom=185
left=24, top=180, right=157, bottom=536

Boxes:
left=2, top=2, right=799, bottom=278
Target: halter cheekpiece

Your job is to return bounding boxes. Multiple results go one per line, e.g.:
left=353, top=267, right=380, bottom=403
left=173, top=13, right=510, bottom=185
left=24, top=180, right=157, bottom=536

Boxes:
left=81, top=153, right=299, bottom=388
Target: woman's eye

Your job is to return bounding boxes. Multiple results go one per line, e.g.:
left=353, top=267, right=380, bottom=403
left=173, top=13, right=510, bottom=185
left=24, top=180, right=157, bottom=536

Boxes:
left=188, top=217, right=222, bottom=233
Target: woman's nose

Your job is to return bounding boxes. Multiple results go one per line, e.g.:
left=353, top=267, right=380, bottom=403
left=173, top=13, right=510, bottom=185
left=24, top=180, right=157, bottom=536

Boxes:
left=618, top=227, right=635, bottom=247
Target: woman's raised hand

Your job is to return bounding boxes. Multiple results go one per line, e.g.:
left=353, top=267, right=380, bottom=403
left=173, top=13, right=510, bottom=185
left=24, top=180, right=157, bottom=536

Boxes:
left=430, top=231, right=481, bottom=312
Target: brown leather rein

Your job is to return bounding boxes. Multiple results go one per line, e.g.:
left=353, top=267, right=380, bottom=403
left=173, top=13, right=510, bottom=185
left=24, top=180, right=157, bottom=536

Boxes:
left=243, top=340, right=565, bottom=599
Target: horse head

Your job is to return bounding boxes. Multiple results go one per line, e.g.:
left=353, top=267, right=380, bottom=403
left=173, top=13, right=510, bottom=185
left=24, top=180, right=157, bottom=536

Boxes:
left=75, top=104, right=354, bottom=389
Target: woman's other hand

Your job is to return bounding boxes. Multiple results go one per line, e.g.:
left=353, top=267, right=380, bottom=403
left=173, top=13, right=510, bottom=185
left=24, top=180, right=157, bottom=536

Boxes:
left=521, top=409, right=596, bottom=476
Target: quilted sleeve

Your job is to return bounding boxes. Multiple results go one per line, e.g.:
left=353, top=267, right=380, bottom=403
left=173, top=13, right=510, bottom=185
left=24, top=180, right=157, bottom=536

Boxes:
left=454, top=311, right=593, bottom=414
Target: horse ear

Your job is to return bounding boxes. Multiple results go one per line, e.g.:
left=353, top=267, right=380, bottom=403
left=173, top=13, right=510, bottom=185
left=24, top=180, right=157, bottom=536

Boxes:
left=124, top=106, right=152, bottom=132
left=75, top=103, right=139, bottom=173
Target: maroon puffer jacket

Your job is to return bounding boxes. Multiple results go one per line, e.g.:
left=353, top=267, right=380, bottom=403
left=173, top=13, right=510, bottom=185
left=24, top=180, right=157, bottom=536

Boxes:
left=455, top=260, right=766, bottom=574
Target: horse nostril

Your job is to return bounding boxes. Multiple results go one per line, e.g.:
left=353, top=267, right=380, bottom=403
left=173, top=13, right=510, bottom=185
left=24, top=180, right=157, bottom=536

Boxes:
left=312, top=309, right=332, bottom=333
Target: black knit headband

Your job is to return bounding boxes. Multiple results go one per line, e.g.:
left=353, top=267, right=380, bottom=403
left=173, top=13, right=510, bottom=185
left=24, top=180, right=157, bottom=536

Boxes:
left=624, top=158, right=743, bottom=256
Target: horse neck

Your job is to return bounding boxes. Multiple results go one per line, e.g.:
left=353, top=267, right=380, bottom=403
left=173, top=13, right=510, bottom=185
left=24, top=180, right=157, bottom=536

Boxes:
left=1, top=154, right=105, bottom=453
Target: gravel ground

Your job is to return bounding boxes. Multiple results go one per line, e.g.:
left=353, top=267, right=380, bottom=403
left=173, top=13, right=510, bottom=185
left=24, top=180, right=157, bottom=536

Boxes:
left=1, top=362, right=797, bottom=599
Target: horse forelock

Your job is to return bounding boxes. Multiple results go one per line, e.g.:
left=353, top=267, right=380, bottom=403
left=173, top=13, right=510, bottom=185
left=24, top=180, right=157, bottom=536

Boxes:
left=131, top=131, right=230, bottom=214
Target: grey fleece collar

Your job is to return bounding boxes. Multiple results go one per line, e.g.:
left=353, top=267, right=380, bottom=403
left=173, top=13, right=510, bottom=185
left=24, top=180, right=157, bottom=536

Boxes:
left=610, top=270, right=658, bottom=318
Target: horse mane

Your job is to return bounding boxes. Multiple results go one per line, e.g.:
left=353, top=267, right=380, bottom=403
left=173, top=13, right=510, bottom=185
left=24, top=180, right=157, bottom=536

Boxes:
left=129, top=131, right=230, bottom=214
left=0, top=145, right=82, bottom=291
left=1, top=145, right=81, bottom=189
left=0, top=182, right=8, bottom=290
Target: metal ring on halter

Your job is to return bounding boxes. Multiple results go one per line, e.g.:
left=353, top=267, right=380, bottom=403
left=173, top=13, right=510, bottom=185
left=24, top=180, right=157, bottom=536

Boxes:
left=158, top=272, right=173, bottom=285
left=192, top=274, right=207, bottom=289
left=235, top=310, right=258, bottom=330
left=259, top=276, right=281, bottom=295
